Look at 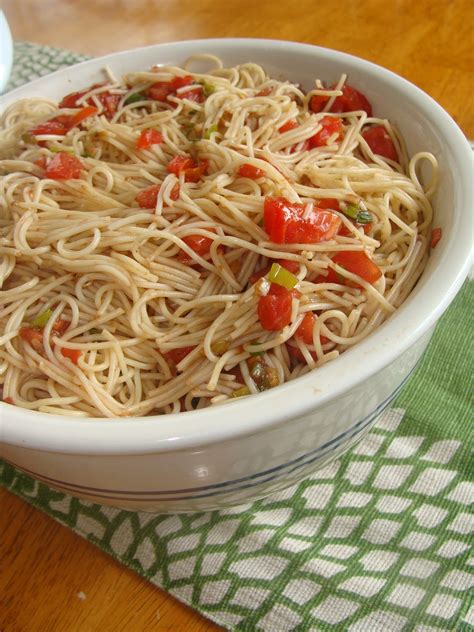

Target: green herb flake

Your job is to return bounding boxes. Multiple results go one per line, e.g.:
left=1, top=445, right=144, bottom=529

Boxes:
left=204, top=124, right=218, bottom=140
left=231, top=386, right=250, bottom=398
left=355, top=210, right=373, bottom=224
left=124, top=92, right=146, bottom=105
left=201, top=82, right=216, bottom=97
left=32, top=309, right=53, bottom=328
left=268, top=263, right=298, bottom=290
left=343, top=203, right=359, bottom=220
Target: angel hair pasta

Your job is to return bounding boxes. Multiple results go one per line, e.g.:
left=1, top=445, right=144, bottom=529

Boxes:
left=0, top=55, right=438, bottom=417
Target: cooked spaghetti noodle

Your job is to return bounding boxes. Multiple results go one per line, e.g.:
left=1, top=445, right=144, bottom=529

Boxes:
left=0, top=56, right=437, bottom=417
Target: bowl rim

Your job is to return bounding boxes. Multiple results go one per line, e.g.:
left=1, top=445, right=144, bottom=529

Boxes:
left=1, top=37, right=472, bottom=454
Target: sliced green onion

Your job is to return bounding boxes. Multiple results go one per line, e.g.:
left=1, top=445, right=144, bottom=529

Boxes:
left=343, top=203, right=359, bottom=219
left=247, top=343, right=264, bottom=357
left=32, top=309, right=53, bottom=328
left=201, top=82, right=215, bottom=97
left=124, top=92, right=146, bottom=105
left=232, top=386, right=250, bottom=398
left=355, top=210, right=372, bottom=224
left=21, top=132, right=35, bottom=144
left=211, top=340, right=229, bottom=356
left=268, top=263, right=298, bottom=290
left=48, top=145, right=75, bottom=155
left=342, top=203, right=373, bottom=225
left=204, top=124, right=218, bottom=140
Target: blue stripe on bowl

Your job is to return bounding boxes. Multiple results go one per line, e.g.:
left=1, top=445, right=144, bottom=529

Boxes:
left=8, top=367, right=413, bottom=502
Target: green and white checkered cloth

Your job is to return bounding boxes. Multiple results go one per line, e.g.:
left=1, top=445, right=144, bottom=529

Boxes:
left=1, top=43, right=473, bottom=632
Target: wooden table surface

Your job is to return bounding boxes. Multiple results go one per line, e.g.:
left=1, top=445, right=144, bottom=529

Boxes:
left=1, top=1, right=472, bottom=630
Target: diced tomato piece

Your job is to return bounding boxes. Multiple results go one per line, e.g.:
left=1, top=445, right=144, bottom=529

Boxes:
left=178, top=232, right=215, bottom=265
left=316, top=198, right=339, bottom=210
left=309, top=116, right=343, bottom=148
left=430, top=227, right=442, bottom=249
left=44, top=153, right=83, bottom=180
left=60, top=347, right=82, bottom=364
left=33, top=156, right=47, bottom=169
left=136, top=184, right=161, bottom=209
left=136, top=182, right=179, bottom=208
left=313, top=268, right=340, bottom=284
left=309, top=94, right=330, bottom=113
left=99, top=93, right=121, bottom=119
left=278, top=259, right=300, bottom=274
left=167, top=154, right=196, bottom=176
left=332, top=250, right=382, bottom=284
left=256, top=87, right=273, bottom=97
left=268, top=283, right=301, bottom=299
left=258, top=291, right=293, bottom=331
left=3, top=396, right=14, bottom=405
left=170, top=75, right=194, bottom=90
left=295, top=312, right=316, bottom=344
left=339, top=222, right=372, bottom=237
left=264, top=197, right=341, bottom=244
left=168, top=182, right=181, bottom=201
left=331, top=84, right=372, bottom=116
left=238, top=163, right=265, bottom=179
left=362, top=125, right=398, bottom=161
left=162, top=346, right=195, bottom=368
left=19, top=327, right=44, bottom=353
left=284, top=210, right=341, bottom=244
left=58, top=83, right=106, bottom=108
left=148, top=82, right=174, bottom=102
left=287, top=335, right=330, bottom=362
left=278, top=119, right=299, bottom=133
left=178, top=87, right=205, bottom=103
left=183, top=159, right=209, bottom=183
left=69, top=105, right=98, bottom=127
left=136, top=128, right=164, bottom=150
left=52, top=319, right=70, bottom=335
left=249, top=265, right=271, bottom=285
left=31, top=120, right=69, bottom=137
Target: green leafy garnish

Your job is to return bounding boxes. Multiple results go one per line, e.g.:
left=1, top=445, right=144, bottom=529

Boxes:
left=204, top=124, right=218, bottom=140
left=247, top=343, right=264, bottom=357
left=354, top=210, right=372, bottom=224
left=201, top=82, right=215, bottom=97
left=21, top=132, right=35, bottom=145
left=48, top=145, right=75, bottom=155
left=124, top=92, right=146, bottom=105
left=232, top=386, right=250, bottom=398
left=32, top=309, right=53, bottom=328
left=343, top=203, right=359, bottom=219
left=342, top=203, right=373, bottom=225
left=268, top=263, right=298, bottom=290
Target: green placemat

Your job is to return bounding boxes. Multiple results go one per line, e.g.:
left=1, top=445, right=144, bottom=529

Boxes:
left=1, top=43, right=473, bottom=632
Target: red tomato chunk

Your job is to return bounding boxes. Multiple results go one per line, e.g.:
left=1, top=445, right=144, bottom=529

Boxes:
left=258, top=291, right=293, bottom=331
left=178, top=233, right=215, bottom=265
left=136, top=128, right=164, bottom=150
left=45, top=153, right=83, bottom=180
left=431, top=227, right=442, bottom=249
left=264, top=197, right=341, bottom=244
left=362, top=125, right=398, bottom=161
left=308, top=116, right=343, bottom=148
left=238, top=163, right=265, bottom=179
left=310, top=84, right=372, bottom=117
left=135, top=183, right=180, bottom=209
left=332, top=250, right=382, bottom=285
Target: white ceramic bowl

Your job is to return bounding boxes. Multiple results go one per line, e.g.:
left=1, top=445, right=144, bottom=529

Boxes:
left=1, top=39, right=472, bottom=512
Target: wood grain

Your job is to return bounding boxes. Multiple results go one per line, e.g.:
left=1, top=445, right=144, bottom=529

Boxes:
left=1, top=1, right=473, bottom=630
